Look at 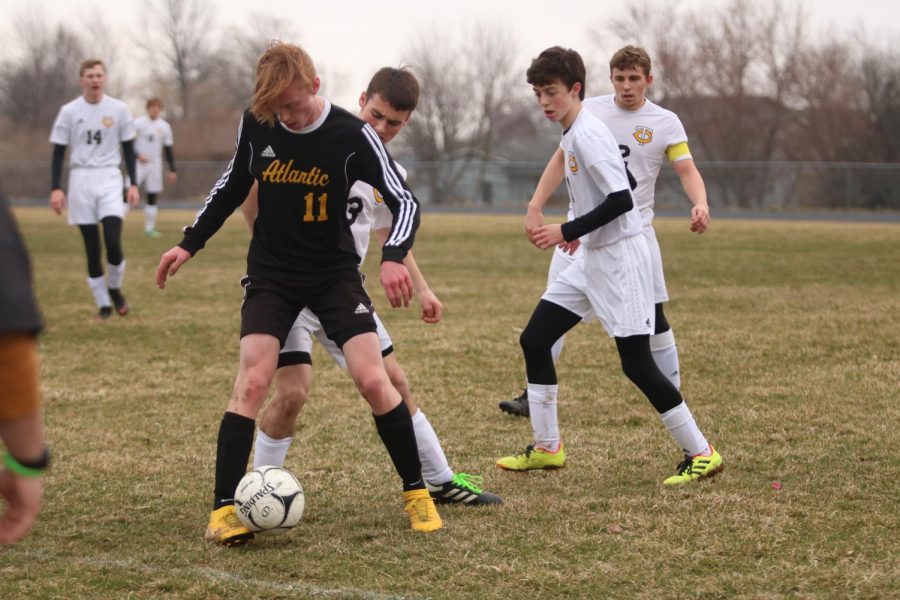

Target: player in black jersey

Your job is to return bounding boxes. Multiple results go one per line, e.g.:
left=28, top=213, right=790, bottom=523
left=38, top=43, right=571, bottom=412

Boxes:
left=155, top=42, right=441, bottom=545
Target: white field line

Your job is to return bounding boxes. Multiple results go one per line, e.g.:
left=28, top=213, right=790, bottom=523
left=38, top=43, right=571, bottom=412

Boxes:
left=18, top=551, right=422, bottom=600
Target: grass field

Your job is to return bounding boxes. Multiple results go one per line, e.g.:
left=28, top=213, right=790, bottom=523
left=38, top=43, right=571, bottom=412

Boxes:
left=2, top=207, right=898, bottom=599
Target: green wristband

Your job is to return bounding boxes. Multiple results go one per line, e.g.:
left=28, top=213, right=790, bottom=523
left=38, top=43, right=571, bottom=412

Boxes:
left=3, top=450, right=48, bottom=478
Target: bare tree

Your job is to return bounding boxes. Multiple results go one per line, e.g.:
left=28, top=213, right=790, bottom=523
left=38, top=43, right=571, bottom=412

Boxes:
left=401, top=23, right=534, bottom=204
left=140, top=0, right=217, bottom=118
left=0, top=8, right=84, bottom=129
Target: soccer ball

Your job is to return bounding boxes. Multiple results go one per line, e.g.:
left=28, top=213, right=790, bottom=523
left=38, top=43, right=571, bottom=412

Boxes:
left=234, top=466, right=305, bottom=535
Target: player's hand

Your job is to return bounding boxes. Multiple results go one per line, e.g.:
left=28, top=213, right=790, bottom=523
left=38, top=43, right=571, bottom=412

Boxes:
left=138, top=154, right=149, bottom=164
left=156, top=246, right=192, bottom=289
left=126, top=185, right=140, bottom=207
left=524, top=205, right=545, bottom=242
left=418, top=288, right=443, bottom=324
left=559, top=238, right=580, bottom=255
left=166, top=171, right=177, bottom=184
left=380, top=260, right=413, bottom=308
left=49, top=190, right=66, bottom=215
left=532, top=224, right=565, bottom=250
left=690, top=205, right=710, bottom=234
left=0, top=469, right=43, bottom=545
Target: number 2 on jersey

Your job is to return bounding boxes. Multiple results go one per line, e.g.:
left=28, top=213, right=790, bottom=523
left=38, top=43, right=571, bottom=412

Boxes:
left=303, top=192, right=328, bottom=222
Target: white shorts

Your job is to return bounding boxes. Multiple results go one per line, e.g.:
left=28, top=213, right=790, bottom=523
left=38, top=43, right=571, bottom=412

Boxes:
left=547, top=243, right=581, bottom=289
left=67, top=167, right=125, bottom=225
left=282, top=307, right=393, bottom=369
left=136, top=162, right=164, bottom=194
left=641, top=225, right=669, bottom=304
left=542, top=234, right=655, bottom=338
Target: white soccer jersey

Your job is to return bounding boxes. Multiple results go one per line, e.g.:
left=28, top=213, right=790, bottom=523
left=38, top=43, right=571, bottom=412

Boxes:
left=584, top=94, right=690, bottom=227
left=347, top=162, right=406, bottom=266
left=561, top=108, right=642, bottom=248
left=134, top=115, right=174, bottom=164
left=49, top=95, right=136, bottom=168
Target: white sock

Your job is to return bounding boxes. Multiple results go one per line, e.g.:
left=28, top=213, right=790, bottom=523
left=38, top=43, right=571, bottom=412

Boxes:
left=528, top=383, right=560, bottom=452
left=145, top=205, right=158, bottom=232
left=550, top=335, right=565, bottom=364
left=87, top=276, right=111, bottom=308
left=660, top=401, right=709, bottom=457
left=107, top=260, right=126, bottom=290
left=252, top=429, right=294, bottom=469
left=650, top=329, right=681, bottom=389
left=412, top=409, right=453, bottom=485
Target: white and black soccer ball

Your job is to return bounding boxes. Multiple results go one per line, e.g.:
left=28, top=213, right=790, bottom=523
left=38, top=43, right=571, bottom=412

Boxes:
left=234, top=466, right=305, bottom=535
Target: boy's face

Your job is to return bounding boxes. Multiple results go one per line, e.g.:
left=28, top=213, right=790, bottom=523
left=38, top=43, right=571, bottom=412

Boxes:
left=79, top=65, right=107, bottom=101
left=611, top=66, right=652, bottom=110
left=532, top=80, right=582, bottom=127
left=147, top=103, right=162, bottom=119
left=358, top=92, right=411, bottom=144
left=275, top=77, right=321, bottom=130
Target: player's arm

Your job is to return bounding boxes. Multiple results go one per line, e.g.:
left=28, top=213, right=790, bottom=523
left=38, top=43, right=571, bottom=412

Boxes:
left=241, top=181, right=259, bottom=235
left=376, top=227, right=442, bottom=323
left=357, top=125, right=420, bottom=308
left=669, top=147, right=709, bottom=233
left=164, top=145, right=177, bottom=183
left=157, top=114, right=254, bottom=288
left=0, top=410, right=48, bottom=545
left=526, top=147, right=565, bottom=240
left=532, top=159, right=633, bottom=250
left=122, top=139, right=140, bottom=206
left=49, top=144, right=67, bottom=215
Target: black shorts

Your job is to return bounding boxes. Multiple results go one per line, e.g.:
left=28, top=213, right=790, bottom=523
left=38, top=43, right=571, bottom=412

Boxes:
left=239, top=272, right=376, bottom=349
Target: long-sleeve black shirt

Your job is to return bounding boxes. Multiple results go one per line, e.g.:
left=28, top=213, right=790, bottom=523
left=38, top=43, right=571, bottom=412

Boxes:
left=179, top=102, right=420, bottom=282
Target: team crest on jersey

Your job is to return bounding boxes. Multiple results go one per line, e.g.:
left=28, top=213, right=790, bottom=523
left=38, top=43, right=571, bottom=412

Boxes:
left=373, top=188, right=385, bottom=204
left=567, top=152, right=579, bottom=174
left=632, top=126, right=653, bottom=145
left=102, top=116, right=115, bottom=128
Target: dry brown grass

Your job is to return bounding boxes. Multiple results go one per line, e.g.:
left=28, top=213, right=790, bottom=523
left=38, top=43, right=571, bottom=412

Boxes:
left=1, top=208, right=897, bottom=599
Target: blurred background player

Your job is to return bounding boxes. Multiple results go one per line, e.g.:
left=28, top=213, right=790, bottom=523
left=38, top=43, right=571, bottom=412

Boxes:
left=49, top=59, right=139, bottom=319
left=132, top=97, right=176, bottom=237
left=0, top=190, right=50, bottom=545
left=496, top=47, right=721, bottom=486
left=499, top=45, right=710, bottom=420
left=246, top=67, right=501, bottom=507
left=156, top=42, right=441, bottom=546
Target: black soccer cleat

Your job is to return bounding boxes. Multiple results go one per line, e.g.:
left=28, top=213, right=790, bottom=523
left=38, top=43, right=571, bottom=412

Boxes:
left=96, top=306, right=113, bottom=320
left=108, top=288, right=129, bottom=316
left=427, top=473, right=503, bottom=506
left=499, top=389, right=529, bottom=417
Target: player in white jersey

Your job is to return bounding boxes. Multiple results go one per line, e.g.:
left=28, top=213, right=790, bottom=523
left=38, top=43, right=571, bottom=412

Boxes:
left=243, top=68, right=501, bottom=507
left=496, top=47, right=722, bottom=485
left=49, top=59, right=139, bottom=319
left=500, top=46, right=710, bottom=437
left=132, top=97, right=177, bottom=237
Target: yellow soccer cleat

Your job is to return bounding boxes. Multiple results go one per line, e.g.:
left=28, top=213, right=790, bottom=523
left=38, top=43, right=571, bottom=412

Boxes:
left=496, top=443, right=566, bottom=471
left=204, top=505, right=255, bottom=547
left=663, top=446, right=724, bottom=485
left=403, top=488, right=443, bottom=533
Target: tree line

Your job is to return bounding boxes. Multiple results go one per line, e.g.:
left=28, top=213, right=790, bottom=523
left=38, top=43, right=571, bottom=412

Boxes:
left=1, top=0, right=898, bottom=209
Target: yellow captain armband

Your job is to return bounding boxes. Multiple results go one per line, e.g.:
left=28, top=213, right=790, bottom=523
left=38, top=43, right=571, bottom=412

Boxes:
left=666, top=142, right=691, bottom=162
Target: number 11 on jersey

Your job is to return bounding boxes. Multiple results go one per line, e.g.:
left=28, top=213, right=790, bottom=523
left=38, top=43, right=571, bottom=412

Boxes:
left=303, top=192, right=328, bottom=222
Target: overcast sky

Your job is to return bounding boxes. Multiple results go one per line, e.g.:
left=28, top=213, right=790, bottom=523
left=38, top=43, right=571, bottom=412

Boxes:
left=1, top=0, right=898, bottom=109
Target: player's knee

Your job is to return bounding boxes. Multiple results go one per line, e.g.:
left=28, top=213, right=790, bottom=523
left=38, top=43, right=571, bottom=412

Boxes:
left=237, top=371, right=272, bottom=405
left=271, top=387, right=307, bottom=420
left=354, top=369, right=390, bottom=403
left=519, top=327, right=549, bottom=361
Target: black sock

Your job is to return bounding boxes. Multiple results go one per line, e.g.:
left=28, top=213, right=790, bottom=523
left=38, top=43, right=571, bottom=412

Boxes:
left=373, top=402, right=424, bottom=492
left=213, top=411, right=255, bottom=509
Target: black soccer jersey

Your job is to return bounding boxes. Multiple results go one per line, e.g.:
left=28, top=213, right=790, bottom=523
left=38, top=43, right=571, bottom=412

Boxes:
left=179, top=101, right=419, bottom=281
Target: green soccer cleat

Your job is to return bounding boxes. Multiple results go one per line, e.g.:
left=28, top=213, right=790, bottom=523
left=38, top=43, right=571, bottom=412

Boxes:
left=145, top=229, right=162, bottom=238
left=427, top=473, right=503, bottom=506
left=403, top=488, right=443, bottom=532
left=496, top=443, right=566, bottom=471
left=204, top=505, right=254, bottom=547
left=663, top=446, right=723, bottom=485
